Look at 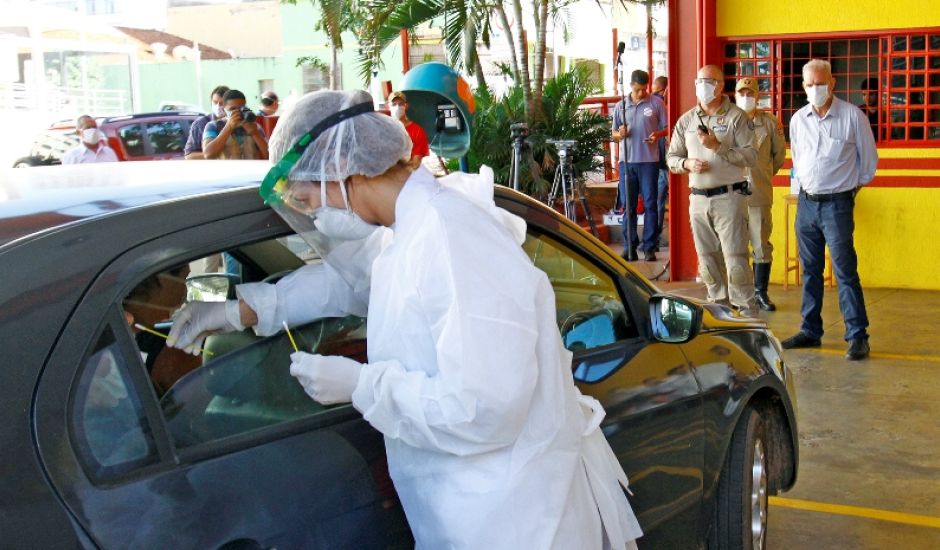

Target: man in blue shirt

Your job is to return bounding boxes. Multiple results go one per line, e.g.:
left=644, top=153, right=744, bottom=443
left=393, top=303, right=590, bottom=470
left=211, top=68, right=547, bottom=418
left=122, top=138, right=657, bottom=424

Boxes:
left=612, top=70, right=668, bottom=261
left=783, top=59, right=878, bottom=360
left=184, top=85, right=229, bottom=160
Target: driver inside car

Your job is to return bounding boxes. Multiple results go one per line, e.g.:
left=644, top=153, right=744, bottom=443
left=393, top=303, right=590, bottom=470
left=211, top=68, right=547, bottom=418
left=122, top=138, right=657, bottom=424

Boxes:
left=123, top=264, right=202, bottom=395
left=167, top=89, right=642, bottom=549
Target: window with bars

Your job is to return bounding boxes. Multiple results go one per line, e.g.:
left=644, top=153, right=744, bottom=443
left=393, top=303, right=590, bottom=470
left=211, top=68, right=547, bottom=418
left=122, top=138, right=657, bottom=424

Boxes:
left=722, top=31, right=940, bottom=144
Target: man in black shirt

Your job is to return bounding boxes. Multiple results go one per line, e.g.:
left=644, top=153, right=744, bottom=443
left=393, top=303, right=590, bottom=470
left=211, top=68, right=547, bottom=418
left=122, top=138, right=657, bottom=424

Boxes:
left=859, top=77, right=880, bottom=140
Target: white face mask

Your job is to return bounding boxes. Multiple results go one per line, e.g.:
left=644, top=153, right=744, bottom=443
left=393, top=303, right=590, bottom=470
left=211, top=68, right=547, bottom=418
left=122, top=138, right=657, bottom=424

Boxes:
left=312, top=180, right=377, bottom=241
left=390, top=105, right=405, bottom=120
left=735, top=95, right=757, bottom=112
left=213, top=103, right=226, bottom=118
left=695, top=81, right=717, bottom=105
left=81, top=128, right=100, bottom=145
left=806, top=84, right=829, bottom=108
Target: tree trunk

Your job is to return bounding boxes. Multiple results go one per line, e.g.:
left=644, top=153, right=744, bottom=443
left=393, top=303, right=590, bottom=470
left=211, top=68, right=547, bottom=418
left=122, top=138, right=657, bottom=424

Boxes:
left=473, top=52, right=486, bottom=89
left=510, top=0, right=532, bottom=118
left=330, top=45, right=339, bottom=90
left=495, top=4, right=521, bottom=84
left=464, top=10, right=487, bottom=89
left=532, top=0, right=549, bottom=116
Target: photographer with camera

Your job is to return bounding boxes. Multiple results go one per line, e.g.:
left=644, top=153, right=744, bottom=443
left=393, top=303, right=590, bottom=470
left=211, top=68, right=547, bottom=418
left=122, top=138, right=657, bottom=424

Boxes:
left=203, top=89, right=269, bottom=160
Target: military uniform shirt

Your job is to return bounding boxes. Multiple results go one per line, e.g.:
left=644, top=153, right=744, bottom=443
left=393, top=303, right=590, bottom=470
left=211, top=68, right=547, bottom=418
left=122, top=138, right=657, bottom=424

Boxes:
left=746, top=111, right=786, bottom=207
left=666, top=96, right=757, bottom=189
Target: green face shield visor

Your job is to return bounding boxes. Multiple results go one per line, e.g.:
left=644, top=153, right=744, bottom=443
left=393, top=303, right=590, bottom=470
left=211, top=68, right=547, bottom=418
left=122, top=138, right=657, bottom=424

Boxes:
left=259, top=101, right=375, bottom=210
left=259, top=101, right=375, bottom=257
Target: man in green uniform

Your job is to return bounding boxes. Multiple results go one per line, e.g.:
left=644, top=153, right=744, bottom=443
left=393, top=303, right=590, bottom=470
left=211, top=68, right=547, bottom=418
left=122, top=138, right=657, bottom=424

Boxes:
left=735, top=77, right=786, bottom=311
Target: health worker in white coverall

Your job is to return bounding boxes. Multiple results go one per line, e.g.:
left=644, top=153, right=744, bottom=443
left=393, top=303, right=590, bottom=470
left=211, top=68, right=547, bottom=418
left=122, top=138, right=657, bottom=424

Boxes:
left=167, top=89, right=642, bottom=549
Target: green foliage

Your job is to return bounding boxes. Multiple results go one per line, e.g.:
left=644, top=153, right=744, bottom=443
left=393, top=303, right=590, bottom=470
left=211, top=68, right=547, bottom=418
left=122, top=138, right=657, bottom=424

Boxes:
left=294, top=56, right=329, bottom=71
left=465, top=65, right=610, bottom=199
left=356, top=0, right=493, bottom=84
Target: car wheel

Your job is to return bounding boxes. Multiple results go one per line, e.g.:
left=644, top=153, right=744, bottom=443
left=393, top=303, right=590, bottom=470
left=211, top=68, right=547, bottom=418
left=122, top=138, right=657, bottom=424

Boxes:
left=12, top=157, right=43, bottom=168
left=712, top=406, right=768, bottom=550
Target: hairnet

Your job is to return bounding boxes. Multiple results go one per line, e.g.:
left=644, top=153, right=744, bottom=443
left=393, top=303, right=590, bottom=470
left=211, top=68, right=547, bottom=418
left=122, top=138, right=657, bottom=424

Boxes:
left=268, top=89, right=412, bottom=184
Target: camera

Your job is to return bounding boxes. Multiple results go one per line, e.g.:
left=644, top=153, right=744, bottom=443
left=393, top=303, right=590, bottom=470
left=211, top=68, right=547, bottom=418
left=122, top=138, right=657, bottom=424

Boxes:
left=510, top=122, right=529, bottom=141
left=237, top=106, right=257, bottom=123
left=546, top=139, right=577, bottom=149
left=547, top=139, right=577, bottom=158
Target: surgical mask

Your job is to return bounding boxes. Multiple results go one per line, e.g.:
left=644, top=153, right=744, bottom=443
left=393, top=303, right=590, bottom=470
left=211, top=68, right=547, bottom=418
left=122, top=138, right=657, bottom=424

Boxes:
left=312, top=180, right=377, bottom=241
left=390, top=105, right=405, bottom=120
left=81, top=128, right=100, bottom=144
left=213, top=103, right=226, bottom=118
left=695, top=81, right=716, bottom=104
left=806, top=85, right=829, bottom=108
left=736, top=95, right=756, bottom=112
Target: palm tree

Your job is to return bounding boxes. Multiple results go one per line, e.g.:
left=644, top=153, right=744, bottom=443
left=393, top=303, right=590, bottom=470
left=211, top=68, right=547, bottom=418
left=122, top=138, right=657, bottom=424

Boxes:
left=356, top=0, right=494, bottom=89
left=358, top=0, right=585, bottom=120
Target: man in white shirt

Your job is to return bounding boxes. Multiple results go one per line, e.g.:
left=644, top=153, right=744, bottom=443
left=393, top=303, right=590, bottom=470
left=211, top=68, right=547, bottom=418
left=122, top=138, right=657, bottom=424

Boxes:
left=61, top=115, right=119, bottom=165
left=782, top=59, right=878, bottom=361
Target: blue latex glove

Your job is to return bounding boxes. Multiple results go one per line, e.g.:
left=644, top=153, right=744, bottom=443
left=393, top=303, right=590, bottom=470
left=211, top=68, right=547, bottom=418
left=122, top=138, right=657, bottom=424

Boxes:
left=290, top=352, right=363, bottom=405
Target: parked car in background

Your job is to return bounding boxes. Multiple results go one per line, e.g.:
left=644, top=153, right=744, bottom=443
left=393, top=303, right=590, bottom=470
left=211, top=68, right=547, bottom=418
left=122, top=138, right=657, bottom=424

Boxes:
left=159, top=100, right=204, bottom=113
left=0, top=161, right=798, bottom=549
left=12, top=111, right=203, bottom=167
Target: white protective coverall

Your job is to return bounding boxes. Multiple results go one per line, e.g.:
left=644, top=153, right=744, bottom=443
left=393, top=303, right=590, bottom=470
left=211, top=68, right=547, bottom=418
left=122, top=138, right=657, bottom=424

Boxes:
left=237, top=166, right=642, bottom=549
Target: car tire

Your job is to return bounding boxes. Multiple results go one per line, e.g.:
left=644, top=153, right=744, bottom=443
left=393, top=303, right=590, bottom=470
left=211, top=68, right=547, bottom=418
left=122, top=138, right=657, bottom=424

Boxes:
left=711, top=406, right=768, bottom=550
left=12, top=157, right=43, bottom=168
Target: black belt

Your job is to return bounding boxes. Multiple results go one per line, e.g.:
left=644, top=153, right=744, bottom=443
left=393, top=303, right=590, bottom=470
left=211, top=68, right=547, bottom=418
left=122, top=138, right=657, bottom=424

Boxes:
left=801, top=189, right=855, bottom=202
left=691, top=181, right=748, bottom=197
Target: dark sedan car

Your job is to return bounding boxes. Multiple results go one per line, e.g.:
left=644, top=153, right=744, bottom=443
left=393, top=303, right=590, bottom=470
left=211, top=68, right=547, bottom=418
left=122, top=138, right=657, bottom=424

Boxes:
left=0, top=161, right=797, bottom=549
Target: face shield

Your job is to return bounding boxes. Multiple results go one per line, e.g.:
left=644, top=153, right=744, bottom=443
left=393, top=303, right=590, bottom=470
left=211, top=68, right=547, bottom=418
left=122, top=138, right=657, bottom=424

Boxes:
left=259, top=100, right=377, bottom=261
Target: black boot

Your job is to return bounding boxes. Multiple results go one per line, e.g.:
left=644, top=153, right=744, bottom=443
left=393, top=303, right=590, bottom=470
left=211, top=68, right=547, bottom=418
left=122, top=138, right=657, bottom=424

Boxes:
left=754, top=262, right=776, bottom=311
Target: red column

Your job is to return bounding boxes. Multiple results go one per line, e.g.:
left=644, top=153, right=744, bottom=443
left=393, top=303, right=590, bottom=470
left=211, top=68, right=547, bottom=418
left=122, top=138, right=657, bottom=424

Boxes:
left=667, top=0, right=718, bottom=281
left=401, top=29, right=410, bottom=73
left=612, top=28, right=619, bottom=93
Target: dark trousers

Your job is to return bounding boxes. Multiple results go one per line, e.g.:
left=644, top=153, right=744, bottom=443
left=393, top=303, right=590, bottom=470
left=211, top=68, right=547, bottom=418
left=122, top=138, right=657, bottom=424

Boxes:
left=618, top=161, right=660, bottom=252
left=654, top=168, right=668, bottom=244
left=795, top=193, right=869, bottom=341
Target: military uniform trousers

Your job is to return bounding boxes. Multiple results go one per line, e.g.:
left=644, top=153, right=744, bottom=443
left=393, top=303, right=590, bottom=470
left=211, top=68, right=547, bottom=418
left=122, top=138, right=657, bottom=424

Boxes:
left=747, top=204, right=774, bottom=264
left=689, top=190, right=756, bottom=311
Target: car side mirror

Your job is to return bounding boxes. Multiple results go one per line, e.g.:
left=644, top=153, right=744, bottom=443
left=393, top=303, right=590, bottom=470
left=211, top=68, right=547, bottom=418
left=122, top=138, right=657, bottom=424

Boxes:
left=186, top=274, right=239, bottom=302
left=648, top=294, right=702, bottom=344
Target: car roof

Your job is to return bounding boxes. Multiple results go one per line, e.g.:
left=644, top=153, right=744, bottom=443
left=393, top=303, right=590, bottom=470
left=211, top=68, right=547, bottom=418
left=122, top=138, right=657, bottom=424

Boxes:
left=0, top=160, right=549, bottom=251
left=100, top=111, right=204, bottom=124
left=0, top=161, right=271, bottom=249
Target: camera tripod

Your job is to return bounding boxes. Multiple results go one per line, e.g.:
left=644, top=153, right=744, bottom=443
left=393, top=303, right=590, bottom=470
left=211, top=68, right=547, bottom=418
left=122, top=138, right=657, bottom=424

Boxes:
left=546, top=140, right=599, bottom=238
left=508, top=123, right=529, bottom=192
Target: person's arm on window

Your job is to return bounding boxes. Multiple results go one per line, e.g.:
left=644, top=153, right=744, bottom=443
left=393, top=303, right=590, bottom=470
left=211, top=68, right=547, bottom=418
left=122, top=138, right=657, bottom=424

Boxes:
left=236, top=227, right=389, bottom=335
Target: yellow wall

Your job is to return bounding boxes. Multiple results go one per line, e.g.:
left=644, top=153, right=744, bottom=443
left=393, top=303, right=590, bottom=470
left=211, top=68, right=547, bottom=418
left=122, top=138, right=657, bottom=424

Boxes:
left=717, top=0, right=940, bottom=36
left=769, top=186, right=940, bottom=291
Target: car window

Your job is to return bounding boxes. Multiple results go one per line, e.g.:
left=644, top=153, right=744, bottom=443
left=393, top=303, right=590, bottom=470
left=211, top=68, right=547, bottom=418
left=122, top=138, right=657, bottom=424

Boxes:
left=120, top=237, right=359, bottom=450
left=523, top=233, right=638, bottom=352
left=160, top=316, right=366, bottom=448
left=147, top=121, right=187, bottom=155
left=118, top=124, right=145, bottom=157
left=71, top=324, right=160, bottom=479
